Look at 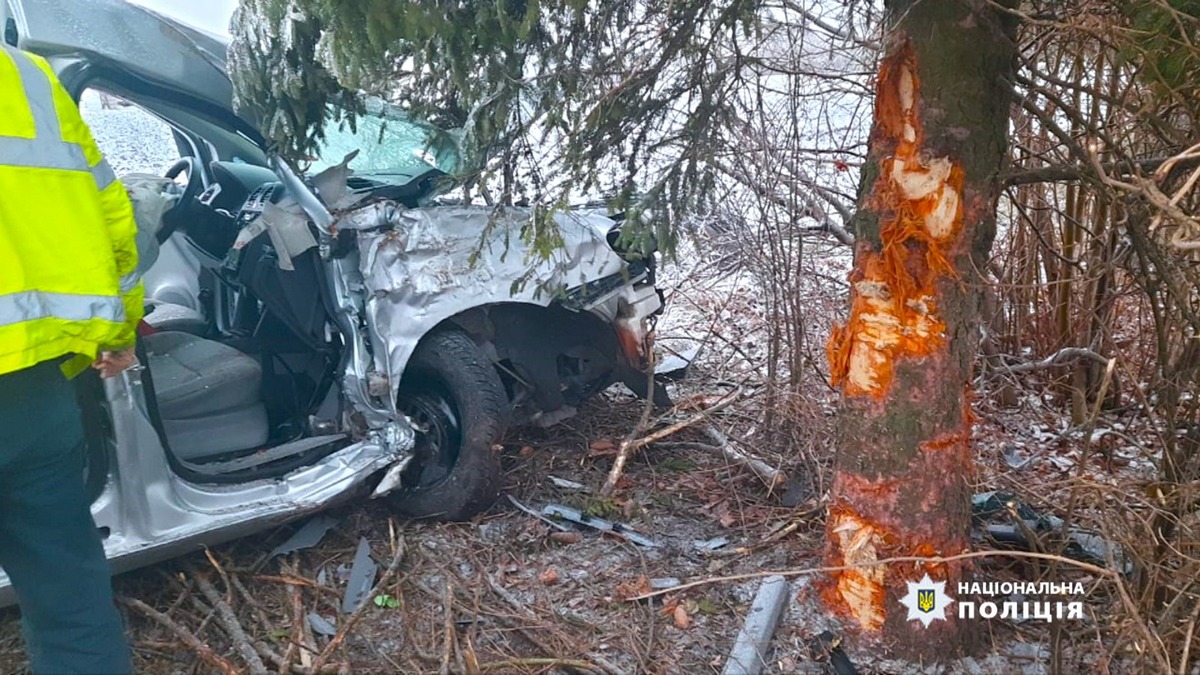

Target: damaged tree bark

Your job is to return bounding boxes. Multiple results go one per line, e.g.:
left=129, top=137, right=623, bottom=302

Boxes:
left=823, top=0, right=1017, bottom=657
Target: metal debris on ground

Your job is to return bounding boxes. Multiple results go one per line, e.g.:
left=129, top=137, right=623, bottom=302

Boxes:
left=541, top=503, right=659, bottom=547
left=307, top=612, right=338, bottom=637
left=722, top=575, right=791, bottom=675
left=506, top=494, right=572, bottom=532
left=268, top=514, right=339, bottom=559
left=548, top=475, right=588, bottom=491
left=341, top=537, right=378, bottom=615
left=655, top=344, right=703, bottom=381
left=971, top=491, right=1131, bottom=573
left=693, top=536, right=731, bottom=552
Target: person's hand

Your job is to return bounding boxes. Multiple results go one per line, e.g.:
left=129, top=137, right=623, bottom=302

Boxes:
left=93, top=348, right=138, bottom=379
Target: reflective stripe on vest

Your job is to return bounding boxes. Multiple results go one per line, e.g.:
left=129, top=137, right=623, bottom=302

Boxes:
left=0, top=290, right=126, bottom=328
left=0, top=48, right=116, bottom=190
left=118, top=270, right=139, bottom=294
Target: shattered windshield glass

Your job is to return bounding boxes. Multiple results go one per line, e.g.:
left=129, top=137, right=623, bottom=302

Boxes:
left=310, top=100, right=462, bottom=184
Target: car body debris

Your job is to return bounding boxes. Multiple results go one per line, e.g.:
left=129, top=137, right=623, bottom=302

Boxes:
left=694, top=536, right=731, bottom=552
left=655, top=344, right=703, bottom=381
left=541, top=504, right=659, bottom=547
left=341, top=538, right=378, bottom=615
left=548, top=475, right=588, bottom=491
left=307, top=612, right=338, bottom=637
left=506, top=494, right=572, bottom=532
left=972, top=491, right=1131, bottom=574
left=722, top=575, right=791, bottom=675
left=268, top=515, right=339, bottom=559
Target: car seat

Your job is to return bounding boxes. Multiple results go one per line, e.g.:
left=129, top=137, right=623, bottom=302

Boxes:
left=142, top=331, right=269, bottom=460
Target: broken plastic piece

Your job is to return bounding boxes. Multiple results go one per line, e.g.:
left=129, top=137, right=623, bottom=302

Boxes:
left=655, top=344, right=702, bottom=381
left=693, top=536, right=731, bottom=552
left=307, top=612, right=337, bottom=637
left=548, top=475, right=587, bottom=491
left=268, top=514, right=339, bottom=559
left=541, top=504, right=658, bottom=547
left=341, top=537, right=378, bottom=614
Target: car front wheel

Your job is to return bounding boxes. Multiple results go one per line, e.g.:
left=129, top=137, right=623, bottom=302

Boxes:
left=385, top=330, right=508, bottom=520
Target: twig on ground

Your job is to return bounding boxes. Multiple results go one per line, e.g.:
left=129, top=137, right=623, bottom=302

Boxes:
left=601, top=387, right=743, bottom=495
left=194, top=572, right=269, bottom=674
left=284, top=560, right=308, bottom=673
left=481, top=572, right=621, bottom=674
left=476, top=658, right=606, bottom=673
left=440, top=580, right=455, bottom=675
left=625, top=549, right=1119, bottom=602
left=255, top=574, right=341, bottom=597
left=231, top=573, right=274, bottom=632
left=120, top=596, right=241, bottom=675
left=310, top=537, right=407, bottom=674
left=702, top=425, right=788, bottom=490
left=1177, top=596, right=1200, bottom=675
left=204, top=548, right=234, bottom=606
left=600, top=356, right=659, bottom=497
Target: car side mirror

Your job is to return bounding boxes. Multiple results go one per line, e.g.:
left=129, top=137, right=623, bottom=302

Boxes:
left=4, top=18, right=16, bottom=47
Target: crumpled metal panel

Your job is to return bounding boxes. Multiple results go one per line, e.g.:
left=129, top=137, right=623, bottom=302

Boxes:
left=357, top=206, right=628, bottom=384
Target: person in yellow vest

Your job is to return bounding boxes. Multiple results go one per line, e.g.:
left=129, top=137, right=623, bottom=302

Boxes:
left=1, top=8, right=141, bottom=673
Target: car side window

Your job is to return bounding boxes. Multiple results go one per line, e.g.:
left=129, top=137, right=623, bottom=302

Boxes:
left=78, top=89, right=180, bottom=177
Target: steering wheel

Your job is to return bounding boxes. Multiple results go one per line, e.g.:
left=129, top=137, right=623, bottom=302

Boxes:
left=157, top=157, right=205, bottom=244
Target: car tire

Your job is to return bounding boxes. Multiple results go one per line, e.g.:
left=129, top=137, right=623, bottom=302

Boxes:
left=385, top=329, right=508, bottom=520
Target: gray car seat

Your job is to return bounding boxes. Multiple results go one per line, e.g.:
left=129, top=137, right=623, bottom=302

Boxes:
left=143, top=331, right=269, bottom=460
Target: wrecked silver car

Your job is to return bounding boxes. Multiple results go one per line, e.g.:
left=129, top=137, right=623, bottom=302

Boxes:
left=0, top=0, right=664, bottom=605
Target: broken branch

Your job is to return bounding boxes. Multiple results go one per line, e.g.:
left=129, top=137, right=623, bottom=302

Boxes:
left=701, top=425, right=789, bottom=490
left=120, top=596, right=241, bottom=675
left=1002, top=347, right=1111, bottom=374
left=477, top=658, right=605, bottom=673
left=600, top=388, right=743, bottom=496
left=194, top=572, right=270, bottom=674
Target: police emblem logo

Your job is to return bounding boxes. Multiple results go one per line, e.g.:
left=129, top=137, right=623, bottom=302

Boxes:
left=900, top=573, right=953, bottom=627
left=917, top=588, right=936, bottom=613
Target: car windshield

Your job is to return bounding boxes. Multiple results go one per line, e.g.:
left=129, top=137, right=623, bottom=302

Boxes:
left=309, top=100, right=462, bottom=184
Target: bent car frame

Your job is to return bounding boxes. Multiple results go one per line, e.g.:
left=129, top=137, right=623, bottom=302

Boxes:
left=0, top=0, right=666, bottom=606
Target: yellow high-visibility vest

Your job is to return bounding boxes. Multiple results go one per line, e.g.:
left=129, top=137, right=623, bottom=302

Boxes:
left=0, top=45, right=143, bottom=376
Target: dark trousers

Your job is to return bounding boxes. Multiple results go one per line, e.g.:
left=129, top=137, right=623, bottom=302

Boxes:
left=0, top=360, right=131, bottom=674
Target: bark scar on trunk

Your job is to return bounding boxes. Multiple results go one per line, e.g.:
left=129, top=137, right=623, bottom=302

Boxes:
left=824, top=38, right=971, bottom=634
left=825, top=510, right=887, bottom=630
left=827, top=40, right=965, bottom=400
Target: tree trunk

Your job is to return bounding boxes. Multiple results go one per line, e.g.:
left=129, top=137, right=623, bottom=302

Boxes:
left=822, top=0, right=1017, bottom=658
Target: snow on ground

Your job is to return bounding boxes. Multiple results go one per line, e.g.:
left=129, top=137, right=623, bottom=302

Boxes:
left=79, top=90, right=179, bottom=177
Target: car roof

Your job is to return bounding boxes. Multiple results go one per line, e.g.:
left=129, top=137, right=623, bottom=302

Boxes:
left=11, top=0, right=234, bottom=118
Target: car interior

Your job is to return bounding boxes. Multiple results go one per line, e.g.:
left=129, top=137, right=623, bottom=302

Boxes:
left=80, top=85, right=348, bottom=480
